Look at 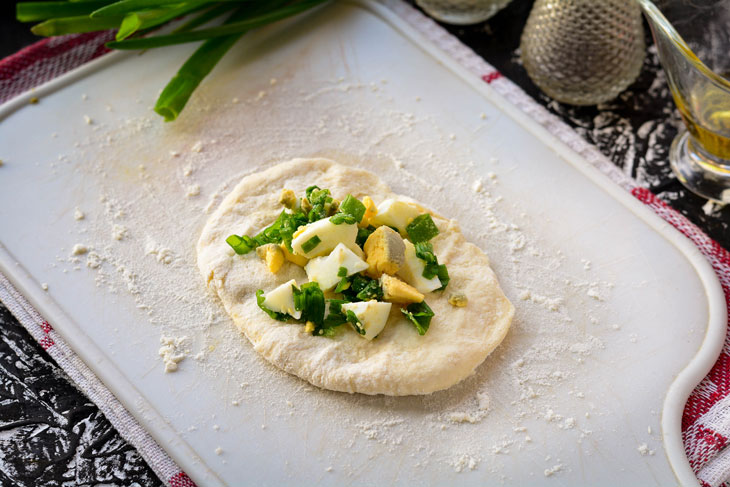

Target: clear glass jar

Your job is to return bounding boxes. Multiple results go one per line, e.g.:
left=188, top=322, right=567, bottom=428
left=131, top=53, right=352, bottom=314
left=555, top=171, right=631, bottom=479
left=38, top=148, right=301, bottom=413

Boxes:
left=415, top=0, right=513, bottom=25
left=520, top=0, right=645, bottom=106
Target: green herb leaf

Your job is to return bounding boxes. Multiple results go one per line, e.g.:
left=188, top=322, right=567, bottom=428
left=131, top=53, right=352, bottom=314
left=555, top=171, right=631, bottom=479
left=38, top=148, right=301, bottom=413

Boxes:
left=329, top=213, right=357, bottom=225
left=319, top=298, right=348, bottom=336
left=301, top=235, right=321, bottom=254
left=436, top=264, right=450, bottom=290
left=401, top=301, right=434, bottom=335
left=17, top=0, right=113, bottom=23
left=256, top=289, right=290, bottom=322
left=356, top=225, right=375, bottom=248
left=31, top=14, right=123, bottom=36
left=414, top=241, right=449, bottom=290
left=406, top=213, right=439, bottom=243
left=293, top=282, right=325, bottom=327
left=226, top=234, right=256, bottom=255
left=226, top=208, right=307, bottom=255
left=334, top=267, right=351, bottom=293
left=303, top=186, right=331, bottom=222
left=339, top=194, right=366, bottom=223
left=346, top=310, right=366, bottom=335
left=342, top=274, right=383, bottom=302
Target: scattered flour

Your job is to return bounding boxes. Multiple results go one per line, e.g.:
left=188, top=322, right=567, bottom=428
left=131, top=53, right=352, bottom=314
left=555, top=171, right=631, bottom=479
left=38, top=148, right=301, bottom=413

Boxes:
left=112, top=224, right=127, bottom=241
left=158, top=335, right=188, bottom=373
left=145, top=238, right=174, bottom=265
left=71, top=244, right=88, bottom=255
left=450, top=453, right=480, bottom=472
left=52, top=72, right=638, bottom=483
left=74, top=208, right=85, bottom=220
left=544, top=464, right=563, bottom=477
left=86, top=251, right=102, bottom=269
left=637, top=443, right=655, bottom=456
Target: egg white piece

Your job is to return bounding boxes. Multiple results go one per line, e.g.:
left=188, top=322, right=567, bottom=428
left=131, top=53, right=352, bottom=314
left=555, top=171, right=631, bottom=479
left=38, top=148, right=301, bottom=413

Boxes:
left=341, top=301, right=392, bottom=341
left=304, top=243, right=369, bottom=291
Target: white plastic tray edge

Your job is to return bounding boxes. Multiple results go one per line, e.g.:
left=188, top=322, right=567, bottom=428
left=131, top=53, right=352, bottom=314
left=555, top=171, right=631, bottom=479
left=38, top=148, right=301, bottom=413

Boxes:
left=0, top=2, right=725, bottom=485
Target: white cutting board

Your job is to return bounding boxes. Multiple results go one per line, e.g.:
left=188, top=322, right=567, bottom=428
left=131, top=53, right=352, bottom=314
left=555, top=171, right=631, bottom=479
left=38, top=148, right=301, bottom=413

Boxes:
left=0, top=2, right=725, bottom=486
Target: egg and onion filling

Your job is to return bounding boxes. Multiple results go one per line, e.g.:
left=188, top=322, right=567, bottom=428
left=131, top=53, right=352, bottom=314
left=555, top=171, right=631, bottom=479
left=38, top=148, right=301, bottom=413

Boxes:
left=227, top=186, right=461, bottom=340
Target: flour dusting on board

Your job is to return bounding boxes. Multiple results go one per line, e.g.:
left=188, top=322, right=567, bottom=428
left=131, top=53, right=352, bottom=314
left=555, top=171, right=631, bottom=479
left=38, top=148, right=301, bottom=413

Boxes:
left=50, top=70, right=639, bottom=481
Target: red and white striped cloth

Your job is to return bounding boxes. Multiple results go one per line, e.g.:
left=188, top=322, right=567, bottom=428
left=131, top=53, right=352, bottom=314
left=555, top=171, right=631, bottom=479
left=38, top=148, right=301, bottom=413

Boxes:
left=1, top=3, right=730, bottom=486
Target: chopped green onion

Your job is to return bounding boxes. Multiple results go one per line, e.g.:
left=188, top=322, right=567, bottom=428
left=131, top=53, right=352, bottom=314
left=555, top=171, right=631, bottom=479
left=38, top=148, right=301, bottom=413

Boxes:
left=293, top=282, right=325, bottom=328
left=301, top=235, right=321, bottom=254
left=414, top=241, right=449, bottom=290
left=334, top=266, right=350, bottom=293
left=226, top=208, right=307, bottom=255
left=343, top=274, right=383, bottom=302
left=356, top=225, right=375, bottom=248
left=339, top=194, right=366, bottom=223
left=303, top=186, right=331, bottom=222
left=256, top=289, right=290, bottom=321
left=436, top=264, right=450, bottom=290
left=330, top=213, right=356, bottom=225
left=406, top=213, right=439, bottom=243
left=346, top=310, right=366, bottom=335
left=226, top=234, right=256, bottom=254
left=401, top=301, right=434, bottom=335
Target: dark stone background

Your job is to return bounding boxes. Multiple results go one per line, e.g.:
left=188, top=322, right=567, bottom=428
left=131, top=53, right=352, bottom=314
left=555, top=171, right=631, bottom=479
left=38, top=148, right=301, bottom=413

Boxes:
left=0, top=1, right=727, bottom=485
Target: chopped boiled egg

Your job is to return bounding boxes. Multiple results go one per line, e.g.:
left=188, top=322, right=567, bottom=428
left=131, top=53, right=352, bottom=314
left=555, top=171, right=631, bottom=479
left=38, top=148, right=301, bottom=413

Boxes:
left=380, top=274, right=424, bottom=304
left=261, top=279, right=301, bottom=319
left=256, top=244, right=284, bottom=273
left=363, top=225, right=405, bottom=276
left=341, top=301, right=392, bottom=340
left=361, top=196, right=378, bottom=227
left=397, top=240, right=442, bottom=294
left=291, top=218, right=361, bottom=258
left=279, top=243, right=308, bottom=267
left=370, top=199, right=423, bottom=234
left=304, top=243, right=369, bottom=291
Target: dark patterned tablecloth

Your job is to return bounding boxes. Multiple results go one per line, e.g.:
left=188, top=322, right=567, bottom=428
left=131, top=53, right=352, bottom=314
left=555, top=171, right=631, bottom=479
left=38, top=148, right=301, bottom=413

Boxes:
left=1, top=1, right=728, bottom=486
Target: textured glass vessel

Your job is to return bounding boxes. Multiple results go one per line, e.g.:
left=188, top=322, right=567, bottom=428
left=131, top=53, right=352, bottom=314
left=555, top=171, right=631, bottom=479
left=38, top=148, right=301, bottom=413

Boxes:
left=520, top=0, right=645, bottom=106
left=638, top=0, right=730, bottom=203
left=415, top=0, right=513, bottom=25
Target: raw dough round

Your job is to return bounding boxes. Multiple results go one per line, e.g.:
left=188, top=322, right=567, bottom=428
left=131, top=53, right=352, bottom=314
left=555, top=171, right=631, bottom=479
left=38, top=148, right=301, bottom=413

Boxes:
left=197, top=158, right=514, bottom=395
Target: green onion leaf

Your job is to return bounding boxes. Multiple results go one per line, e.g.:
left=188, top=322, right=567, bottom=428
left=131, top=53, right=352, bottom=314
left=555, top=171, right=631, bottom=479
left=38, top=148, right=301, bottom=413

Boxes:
left=334, top=267, right=350, bottom=293
left=343, top=274, right=383, bottom=302
left=106, top=0, right=328, bottom=50
left=330, top=213, right=356, bottom=225
left=31, top=14, right=123, bottom=36
left=90, top=0, right=213, bottom=18
left=400, top=301, right=434, bottom=335
left=293, top=282, right=325, bottom=327
left=301, top=235, right=321, bottom=254
left=406, top=213, right=439, bottom=243
left=339, top=194, right=366, bottom=223
left=17, top=0, right=113, bottom=23
left=304, top=186, right=331, bottom=222
left=436, top=264, right=450, bottom=290
left=171, top=3, right=238, bottom=34
left=226, top=234, right=256, bottom=255
left=256, top=289, right=290, bottom=322
left=356, top=225, right=375, bottom=248
left=346, top=310, right=366, bottom=335
left=414, top=241, right=449, bottom=290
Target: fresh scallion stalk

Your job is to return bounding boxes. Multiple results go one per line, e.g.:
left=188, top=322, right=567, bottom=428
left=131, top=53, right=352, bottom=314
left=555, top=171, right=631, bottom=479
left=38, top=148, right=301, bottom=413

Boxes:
left=106, top=0, right=326, bottom=49
left=31, top=15, right=124, bottom=36
left=16, top=0, right=113, bottom=22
